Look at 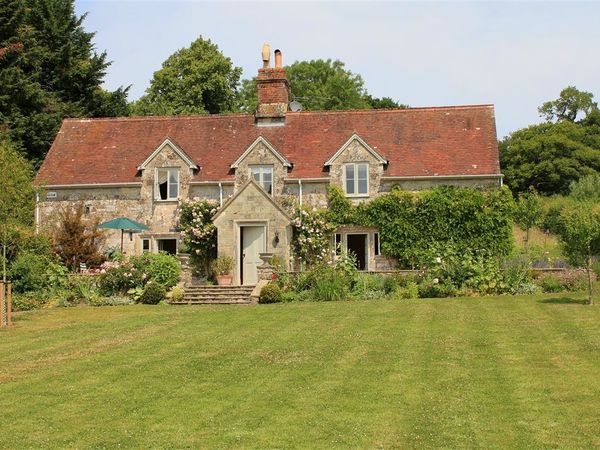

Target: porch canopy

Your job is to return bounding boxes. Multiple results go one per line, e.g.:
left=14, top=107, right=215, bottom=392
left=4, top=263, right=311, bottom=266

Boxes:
left=97, top=217, right=149, bottom=253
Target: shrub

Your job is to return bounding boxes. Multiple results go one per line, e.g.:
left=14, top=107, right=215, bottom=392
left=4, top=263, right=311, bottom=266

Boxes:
left=10, top=253, right=68, bottom=294
left=53, top=203, right=105, bottom=270
left=170, top=286, right=185, bottom=302
left=211, top=255, right=233, bottom=275
left=138, top=282, right=166, bottom=305
left=418, top=278, right=458, bottom=298
left=11, top=292, right=49, bottom=311
left=280, top=291, right=298, bottom=303
left=259, top=283, right=282, bottom=304
left=98, top=263, right=143, bottom=296
left=382, top=275, right=398, bottom=294
left=131, top=252, right=181, bottom=288
left=536, top=269, right=595, bottom=293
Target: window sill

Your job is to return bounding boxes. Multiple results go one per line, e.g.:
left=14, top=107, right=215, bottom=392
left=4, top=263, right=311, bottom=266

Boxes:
left=154, top=199, right=179, bottom=203
left=345, top=194, right=370, bottom=198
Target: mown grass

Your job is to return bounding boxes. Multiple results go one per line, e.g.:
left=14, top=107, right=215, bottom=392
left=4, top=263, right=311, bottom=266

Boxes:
left=1, top=294, right=599, bottom=448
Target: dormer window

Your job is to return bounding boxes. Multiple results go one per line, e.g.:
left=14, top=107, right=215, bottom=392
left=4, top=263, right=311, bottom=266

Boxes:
left=155, top=168, right=179, bottom=201
left=250, top=165, right=273, bottom=195
left=344, top=163, right=369, bottom=196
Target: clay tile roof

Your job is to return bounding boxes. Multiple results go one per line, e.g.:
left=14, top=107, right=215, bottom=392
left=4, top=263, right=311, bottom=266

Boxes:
left=35, top=105, right=500, bottom=185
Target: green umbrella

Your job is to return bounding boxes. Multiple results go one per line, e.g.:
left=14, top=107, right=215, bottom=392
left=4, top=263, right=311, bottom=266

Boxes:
left=97, top=217, right=149, bottom=253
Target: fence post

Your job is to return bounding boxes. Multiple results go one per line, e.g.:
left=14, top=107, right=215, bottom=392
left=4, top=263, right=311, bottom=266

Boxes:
left=0, top=281, right=4, bottom=327
left=7, top=282, right=11, bottom=326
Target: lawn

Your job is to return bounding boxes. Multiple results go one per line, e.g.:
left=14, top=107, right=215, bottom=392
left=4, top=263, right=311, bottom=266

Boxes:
left=1, top=294, right=599, bottom=448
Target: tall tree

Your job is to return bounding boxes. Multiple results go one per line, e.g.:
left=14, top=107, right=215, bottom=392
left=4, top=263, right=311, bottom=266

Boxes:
left=0, top=0, right=129, bottom=166
left=130, top=37, right=242, bottom=116
left=538, top=86, right=598, bottom=123
left=0, top=137, right=36, bottom=281
left=500, top=88, right=600, bottom=195
left=237, top=59, right=406, bottom=112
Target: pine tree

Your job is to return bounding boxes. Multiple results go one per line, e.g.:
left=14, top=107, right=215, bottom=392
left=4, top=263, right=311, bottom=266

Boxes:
left=0, top=0, right=129, bottom=166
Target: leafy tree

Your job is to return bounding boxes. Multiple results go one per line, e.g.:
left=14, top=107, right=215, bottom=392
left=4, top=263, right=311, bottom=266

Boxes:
left=557, top=204, right=600, bottom=305
left=539, top=86, right=598, bottom=123
left=131, top=37, right=242, bottom=116
left=364, top=94, right=408, bottom=110
left=0, top=0, right=129, bottom=165
left=53, top=203, right=105, bottom=271
left=0, top=138, right=36, bottom=281
left=238, top=59, right=406, bottom=112
left=500, top=90, right=600, bottom=195
left=569, top=173, right=600, bottom=202
left=514, top=188, right=543, bottom=253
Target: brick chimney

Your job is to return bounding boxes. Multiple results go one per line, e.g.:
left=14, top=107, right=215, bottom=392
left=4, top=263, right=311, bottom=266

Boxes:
left=256, top=46, right=289, bottom=125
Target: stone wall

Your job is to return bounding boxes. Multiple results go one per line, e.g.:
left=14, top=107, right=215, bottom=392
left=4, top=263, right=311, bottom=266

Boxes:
left=233, top=140, right=289, bottom=197
left=213, top=182, right=292, bottom=284
left=329, top=139, right=386, bottom=203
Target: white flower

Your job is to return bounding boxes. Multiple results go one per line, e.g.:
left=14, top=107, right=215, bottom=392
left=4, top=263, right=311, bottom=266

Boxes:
left=433, top=278, right=439, bottom=284
left=435, top=257, right=442, bottom=264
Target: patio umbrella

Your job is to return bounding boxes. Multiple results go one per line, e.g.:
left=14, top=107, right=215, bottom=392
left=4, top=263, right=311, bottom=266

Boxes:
left=97, top=217, right=149, bottom=253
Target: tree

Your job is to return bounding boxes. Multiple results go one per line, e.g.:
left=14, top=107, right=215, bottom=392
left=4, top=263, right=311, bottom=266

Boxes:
left=500, top=88, right=600, bottom=195
left=0, top=0, right=129, bottom=165
left=514, top=188, right=543, bottom=253
left=53, top=203, right=105, bottom=271
left=0, top=138, right=36, bottom=281
left=364, top=94, right=408, bottom=110
left=557, top=204, right=600, bottom=305
left=237, top=59, right=406, bottom=113
left=569, top=173, right=600, bottom=202
left=131, top=37, right=242, bottom=116
left=538, top=86, right=598, bottom=123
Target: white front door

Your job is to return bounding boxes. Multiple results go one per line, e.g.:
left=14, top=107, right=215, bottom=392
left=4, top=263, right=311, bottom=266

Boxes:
left=241, top=226, right=265, bottom=285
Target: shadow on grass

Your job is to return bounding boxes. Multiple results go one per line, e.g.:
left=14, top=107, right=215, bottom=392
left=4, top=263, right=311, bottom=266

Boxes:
left=539, top=297, right=590, bottom=305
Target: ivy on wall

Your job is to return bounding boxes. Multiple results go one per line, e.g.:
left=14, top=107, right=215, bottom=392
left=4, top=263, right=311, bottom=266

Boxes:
left=317, top=185, right=516, bottom=269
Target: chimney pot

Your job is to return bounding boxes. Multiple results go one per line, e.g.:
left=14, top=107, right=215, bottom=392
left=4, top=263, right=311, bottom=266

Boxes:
left=274, top=49, right=282, bottom=68
left=261, top=43, right=271, bottom=68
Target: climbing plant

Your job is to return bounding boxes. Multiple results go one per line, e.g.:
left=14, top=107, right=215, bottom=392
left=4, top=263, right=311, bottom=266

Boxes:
left=179, top=199, right=219, bottom=275
left=291, top=205, right=335, bottom=266
left=319, top=185, right=516, bottom=269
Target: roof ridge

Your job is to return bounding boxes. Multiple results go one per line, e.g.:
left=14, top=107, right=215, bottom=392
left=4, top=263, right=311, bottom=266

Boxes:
left=61, top=104, right=495, bottom=123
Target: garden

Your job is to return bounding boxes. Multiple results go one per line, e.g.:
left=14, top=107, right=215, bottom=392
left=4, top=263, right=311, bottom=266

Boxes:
left=2, top=177, right=599, bottom=314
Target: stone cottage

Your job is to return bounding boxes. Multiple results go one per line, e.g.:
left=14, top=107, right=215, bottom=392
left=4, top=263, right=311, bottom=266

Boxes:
left=36, top=47, right=502, bottom=285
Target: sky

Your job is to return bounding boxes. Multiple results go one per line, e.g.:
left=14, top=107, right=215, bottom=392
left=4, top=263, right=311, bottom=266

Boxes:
left=75, top=1, right=600, bottom=138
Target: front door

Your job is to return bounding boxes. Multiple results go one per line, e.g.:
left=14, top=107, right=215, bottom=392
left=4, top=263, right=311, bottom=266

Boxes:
left=346, top=234, right=368, bottom=271
left=241, top=226, right=265, bottom=285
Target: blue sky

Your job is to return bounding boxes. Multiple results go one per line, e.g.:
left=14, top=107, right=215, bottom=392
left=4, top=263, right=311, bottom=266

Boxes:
left=76, top=1, right=600, bottom=138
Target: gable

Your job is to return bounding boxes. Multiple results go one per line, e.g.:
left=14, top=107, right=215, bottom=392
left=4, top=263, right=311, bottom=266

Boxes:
left=213, top=179, right=291, bottom=224
left=230, top=136, right=292, bottom=169
left=324, top=134, right=387, bottom=166
left=137, top=138, right=198, bottom=171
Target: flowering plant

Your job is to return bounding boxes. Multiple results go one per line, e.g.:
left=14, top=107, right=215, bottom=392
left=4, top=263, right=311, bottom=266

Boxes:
left=291, top=205, right=335, bottom=267
left=179, top=198, right=219, bottom=275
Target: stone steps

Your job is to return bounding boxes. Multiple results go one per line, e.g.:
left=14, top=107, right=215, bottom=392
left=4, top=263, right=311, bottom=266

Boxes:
left=172, top=285, right=255, bottom=305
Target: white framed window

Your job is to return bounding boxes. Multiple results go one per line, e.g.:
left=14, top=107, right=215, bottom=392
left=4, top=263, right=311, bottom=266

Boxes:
left=344, top=163, right=369, bottom=196
left=250, top=165, right=273, bottom=195
left=142, top=238, right=151, bottom=254
left=374, top=232, right=381, bottom=256
left=155, top=168, right=179, bottom=201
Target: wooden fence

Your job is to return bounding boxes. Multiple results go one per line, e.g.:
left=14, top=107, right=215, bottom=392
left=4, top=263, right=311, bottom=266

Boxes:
left=0, top=281, right=12, bottom=327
